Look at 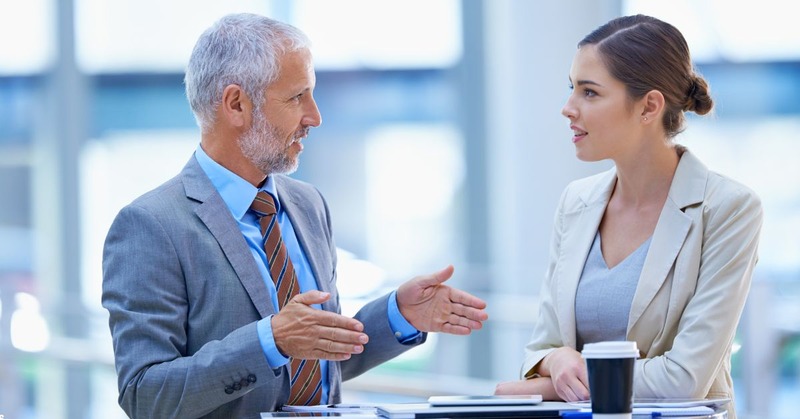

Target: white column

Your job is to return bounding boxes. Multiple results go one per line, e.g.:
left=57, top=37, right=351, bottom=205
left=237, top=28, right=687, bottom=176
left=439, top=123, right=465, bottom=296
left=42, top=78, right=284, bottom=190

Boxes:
left=32, top=0, right=92, bottom=417
left=483, top=0, right=620, bottom=381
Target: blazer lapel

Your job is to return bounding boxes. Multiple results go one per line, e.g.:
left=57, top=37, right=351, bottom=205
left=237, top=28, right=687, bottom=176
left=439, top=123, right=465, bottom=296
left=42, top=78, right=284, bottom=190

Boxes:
left=627, top=149, right=707, bottom=334
left=558, top=170, right=616, bottom=348
left=275, top=177, right=335, bottom=311
left=182, top=156, right=274, bottom=318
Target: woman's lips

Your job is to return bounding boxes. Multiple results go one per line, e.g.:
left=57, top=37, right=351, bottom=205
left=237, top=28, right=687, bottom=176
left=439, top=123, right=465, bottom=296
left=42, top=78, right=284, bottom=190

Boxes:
left=571, top=126, right=588, bottom=143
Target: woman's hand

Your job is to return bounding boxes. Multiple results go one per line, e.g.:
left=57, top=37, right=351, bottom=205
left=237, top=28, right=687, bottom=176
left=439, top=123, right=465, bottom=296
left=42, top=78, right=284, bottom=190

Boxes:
left=494, top=377, right=558, bottom=400
left=540, top=347, right=590, bottom=401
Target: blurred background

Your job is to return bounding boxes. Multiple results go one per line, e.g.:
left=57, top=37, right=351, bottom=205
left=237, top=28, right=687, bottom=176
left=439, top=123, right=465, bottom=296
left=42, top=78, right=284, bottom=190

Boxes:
left=1, top=0, right=798, bottom=418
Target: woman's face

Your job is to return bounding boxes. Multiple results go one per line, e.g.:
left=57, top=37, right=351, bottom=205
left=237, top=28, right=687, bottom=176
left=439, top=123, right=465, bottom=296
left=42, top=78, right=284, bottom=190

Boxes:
left=561, top=45, right=642, bottom=162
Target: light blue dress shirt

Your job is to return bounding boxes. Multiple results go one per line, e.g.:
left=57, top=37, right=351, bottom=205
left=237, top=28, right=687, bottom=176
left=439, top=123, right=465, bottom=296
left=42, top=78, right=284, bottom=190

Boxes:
left=194, top=145, right=419, bottom=403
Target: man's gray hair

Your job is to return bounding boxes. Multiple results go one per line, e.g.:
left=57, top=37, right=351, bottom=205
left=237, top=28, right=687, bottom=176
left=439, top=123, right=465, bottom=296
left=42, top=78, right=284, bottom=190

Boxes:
left=184, top=13, right=310, bottom=132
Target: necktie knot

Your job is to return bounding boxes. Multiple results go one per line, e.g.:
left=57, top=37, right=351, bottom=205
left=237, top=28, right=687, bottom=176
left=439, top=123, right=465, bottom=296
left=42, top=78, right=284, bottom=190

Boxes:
left=251, top=191, right=277, bottom=217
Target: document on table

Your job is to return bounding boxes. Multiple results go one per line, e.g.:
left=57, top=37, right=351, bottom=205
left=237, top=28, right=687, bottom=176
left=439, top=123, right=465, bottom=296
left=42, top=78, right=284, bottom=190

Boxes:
left=634, top=406, right=716, bottom=416
left=280, top=403, right=378, bottom=414
left=376, top=401, right=577, bottom=418
left=571, top=397, right=729, bottom=409
left=568, top=398, right=725, bottom=418
left=563, top=406, right=716, bottom=418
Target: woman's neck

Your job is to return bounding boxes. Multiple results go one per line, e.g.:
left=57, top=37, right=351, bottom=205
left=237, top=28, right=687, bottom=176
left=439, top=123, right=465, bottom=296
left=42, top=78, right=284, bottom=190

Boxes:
left=611, top=142, right=680, bottom=209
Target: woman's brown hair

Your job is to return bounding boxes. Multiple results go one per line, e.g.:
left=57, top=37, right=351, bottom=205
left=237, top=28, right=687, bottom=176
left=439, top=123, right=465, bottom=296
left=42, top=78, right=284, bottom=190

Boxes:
left=579, top=14, right=713, bottom=138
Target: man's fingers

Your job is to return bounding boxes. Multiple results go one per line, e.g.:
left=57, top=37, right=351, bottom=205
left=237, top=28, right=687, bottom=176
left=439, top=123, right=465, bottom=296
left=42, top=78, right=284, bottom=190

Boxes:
left=310, top=308, right=364, bottom=333
left=308, top=339, right=365, bottom=359
left=441, top=323, right=472, bottom=336
left=273, top=300, right=370, bottom=360
left=291, top=290, right=331, bottom=306
left=324, top=326, right=369, bottom=345
left=447, top=313, right=484, bottom=330
left=449, top=289, right=488, bottom=311
left=450, top=302, right=489, bottom=322
left=309, top=349, right=353, bottom=361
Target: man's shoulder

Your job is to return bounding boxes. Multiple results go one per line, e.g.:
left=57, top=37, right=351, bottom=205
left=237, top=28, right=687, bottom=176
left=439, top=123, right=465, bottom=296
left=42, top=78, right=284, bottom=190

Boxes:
left=125, top=156, right=205, bottom=211
left=110, top=174, right=196, bottom=229
left=129, top=174, right=187, bottom=209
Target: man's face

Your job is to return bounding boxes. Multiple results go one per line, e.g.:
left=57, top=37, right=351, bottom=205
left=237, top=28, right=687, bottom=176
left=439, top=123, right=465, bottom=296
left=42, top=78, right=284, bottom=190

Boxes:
left=239, top=48, right=321, bottom=175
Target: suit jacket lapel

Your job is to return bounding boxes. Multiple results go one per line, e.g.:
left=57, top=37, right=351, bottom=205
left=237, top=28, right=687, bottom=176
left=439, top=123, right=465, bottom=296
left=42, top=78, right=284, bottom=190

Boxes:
left=182, top=156, right=274, bottom=318
left=627, top=149, right=707, bottom=333
left=558, top=170, right=616, bottom=348
left=275, top=177, right=335, bottom=311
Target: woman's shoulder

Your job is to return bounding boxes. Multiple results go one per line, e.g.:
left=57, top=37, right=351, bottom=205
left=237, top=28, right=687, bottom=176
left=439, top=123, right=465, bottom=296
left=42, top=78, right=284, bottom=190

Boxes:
left=704, top=170, right=762, bottom=209
left=697, top=170, right=764, bottom=236
left=676, top=148, right=760, bottom=207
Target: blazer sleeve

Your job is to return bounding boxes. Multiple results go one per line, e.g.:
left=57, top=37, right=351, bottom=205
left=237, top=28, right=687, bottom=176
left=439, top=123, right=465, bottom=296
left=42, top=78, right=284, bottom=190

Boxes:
left=633, top=180, right=763, bottom=398
left=103, top=204, right=281, bottom=418
left=520, top=188, right=570, bottom=378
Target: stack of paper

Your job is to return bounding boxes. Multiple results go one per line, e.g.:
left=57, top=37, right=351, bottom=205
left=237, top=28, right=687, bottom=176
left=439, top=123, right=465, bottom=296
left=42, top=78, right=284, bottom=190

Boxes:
left=568, top=397, right=728, bottom=418
left=376, top=401, right=577, bottom=418
left=634, top=406, right=715, bottom=417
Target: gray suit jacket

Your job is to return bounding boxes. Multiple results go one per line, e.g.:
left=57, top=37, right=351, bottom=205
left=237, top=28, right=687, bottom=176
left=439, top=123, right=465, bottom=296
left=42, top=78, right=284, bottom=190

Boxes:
left=102, top=155, right=424, bottom=419
left=521, top=149, right=762, bottom=419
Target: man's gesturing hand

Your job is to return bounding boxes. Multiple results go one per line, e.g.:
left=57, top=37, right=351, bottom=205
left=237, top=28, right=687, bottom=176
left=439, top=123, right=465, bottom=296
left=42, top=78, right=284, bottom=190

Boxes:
left=396, top=265, right=488, bottom=335
left=272, top=291, right=369, bottom=361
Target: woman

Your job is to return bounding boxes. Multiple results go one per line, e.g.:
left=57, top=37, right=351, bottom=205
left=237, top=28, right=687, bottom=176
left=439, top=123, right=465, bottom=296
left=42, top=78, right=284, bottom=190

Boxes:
left=494, top=15, right=762, bottom=419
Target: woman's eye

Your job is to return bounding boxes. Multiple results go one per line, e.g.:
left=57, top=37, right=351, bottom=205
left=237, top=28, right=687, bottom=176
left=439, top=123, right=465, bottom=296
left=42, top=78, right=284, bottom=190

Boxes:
left=584, top=89, right=597, bottom=97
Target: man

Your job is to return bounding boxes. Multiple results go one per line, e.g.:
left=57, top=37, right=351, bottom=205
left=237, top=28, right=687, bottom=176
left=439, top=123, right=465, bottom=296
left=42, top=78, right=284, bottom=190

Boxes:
left=102, top=13, right=489, bottom=419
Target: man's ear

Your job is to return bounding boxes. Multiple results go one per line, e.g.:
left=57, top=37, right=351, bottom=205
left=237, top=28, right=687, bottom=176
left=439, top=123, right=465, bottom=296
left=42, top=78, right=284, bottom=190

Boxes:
left=220, top=84, right=250, bottom=128
left=640, top=89, right=665, bottom=123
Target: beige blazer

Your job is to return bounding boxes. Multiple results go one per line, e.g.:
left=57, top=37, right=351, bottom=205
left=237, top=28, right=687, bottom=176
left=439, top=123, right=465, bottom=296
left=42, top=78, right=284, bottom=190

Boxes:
left=521, top=149, right=762, bottom=416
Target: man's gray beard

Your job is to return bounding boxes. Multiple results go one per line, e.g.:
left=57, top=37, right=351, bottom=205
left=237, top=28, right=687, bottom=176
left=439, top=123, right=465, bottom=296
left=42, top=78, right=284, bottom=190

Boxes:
left=238, top=112, right=299, bottom=176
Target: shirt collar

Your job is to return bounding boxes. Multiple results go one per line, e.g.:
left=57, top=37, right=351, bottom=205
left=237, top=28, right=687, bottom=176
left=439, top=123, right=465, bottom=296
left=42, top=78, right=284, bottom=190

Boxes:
left=194, top=144, right=282, bottom=219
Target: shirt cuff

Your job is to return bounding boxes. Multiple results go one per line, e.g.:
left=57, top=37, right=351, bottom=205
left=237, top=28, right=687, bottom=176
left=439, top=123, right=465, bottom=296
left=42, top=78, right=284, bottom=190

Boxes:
left=387, top=290, right=421, bottom=344
left=257, top=315, right=290, bottom=369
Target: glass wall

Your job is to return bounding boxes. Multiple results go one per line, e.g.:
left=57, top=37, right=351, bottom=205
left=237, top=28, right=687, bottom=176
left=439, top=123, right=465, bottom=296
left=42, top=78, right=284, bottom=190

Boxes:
left=1, top=1, right=798, bottom=418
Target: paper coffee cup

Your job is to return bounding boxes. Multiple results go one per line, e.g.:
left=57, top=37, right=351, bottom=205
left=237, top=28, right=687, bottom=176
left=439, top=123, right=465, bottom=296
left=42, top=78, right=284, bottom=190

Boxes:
left=582, top=341, right=639, bottom=419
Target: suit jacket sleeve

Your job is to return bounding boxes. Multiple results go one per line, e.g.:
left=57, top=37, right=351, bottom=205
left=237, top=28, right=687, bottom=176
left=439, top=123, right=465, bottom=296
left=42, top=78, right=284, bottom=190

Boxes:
left=103, top=202, right=283, bottom=418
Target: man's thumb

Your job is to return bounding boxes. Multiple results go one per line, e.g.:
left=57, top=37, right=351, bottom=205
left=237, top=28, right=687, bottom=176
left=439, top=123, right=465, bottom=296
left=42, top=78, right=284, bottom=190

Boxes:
left=421, top=264, right=455, bottom=286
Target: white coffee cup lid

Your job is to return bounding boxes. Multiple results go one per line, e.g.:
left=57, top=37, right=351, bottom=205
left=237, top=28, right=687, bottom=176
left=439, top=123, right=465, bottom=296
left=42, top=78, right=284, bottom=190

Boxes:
left=582, top=341, right=639, bottom=359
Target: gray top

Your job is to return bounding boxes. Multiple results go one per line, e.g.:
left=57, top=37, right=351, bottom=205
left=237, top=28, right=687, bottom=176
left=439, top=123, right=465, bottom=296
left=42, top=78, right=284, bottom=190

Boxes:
left=575, top=232, right=651, bottom=349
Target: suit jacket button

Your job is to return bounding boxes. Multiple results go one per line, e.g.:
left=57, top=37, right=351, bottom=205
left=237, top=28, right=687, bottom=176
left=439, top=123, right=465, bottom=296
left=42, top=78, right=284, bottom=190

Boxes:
left=233, top=382, right=242, bottom=391
left=225, top=386, right=234, bottom=395
left=248, top=374, right=257, bottom=383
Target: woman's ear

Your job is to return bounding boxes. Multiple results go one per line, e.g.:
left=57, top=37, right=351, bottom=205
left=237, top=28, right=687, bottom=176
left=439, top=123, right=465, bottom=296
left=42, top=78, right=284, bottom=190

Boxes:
left=219, top=84, right=251, bottom=129
left=640, top=89, right=665, bottom=124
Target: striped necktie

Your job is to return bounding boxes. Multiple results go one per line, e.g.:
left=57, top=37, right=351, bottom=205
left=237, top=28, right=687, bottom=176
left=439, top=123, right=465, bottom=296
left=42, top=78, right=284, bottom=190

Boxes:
left=251, top=191, right=323, bottom=406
